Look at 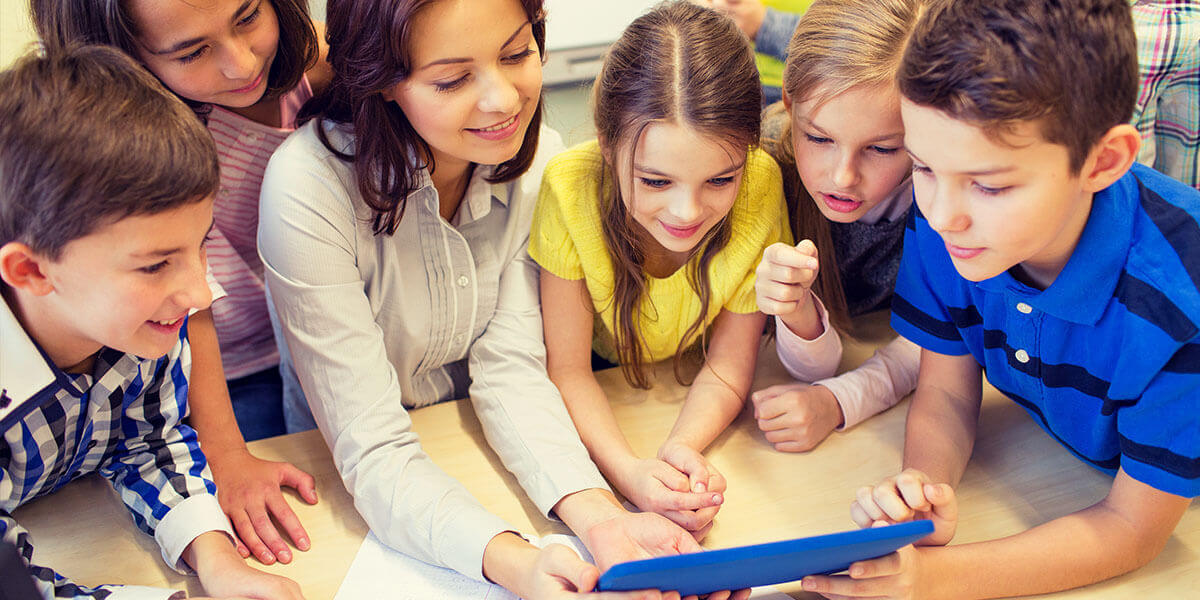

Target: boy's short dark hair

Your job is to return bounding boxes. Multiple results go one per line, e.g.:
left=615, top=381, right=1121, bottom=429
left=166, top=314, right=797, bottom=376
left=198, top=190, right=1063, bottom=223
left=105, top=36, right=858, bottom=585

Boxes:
left=0, top=45, right=219, bottom=260
left=898, top=0, right=1138, bottom=172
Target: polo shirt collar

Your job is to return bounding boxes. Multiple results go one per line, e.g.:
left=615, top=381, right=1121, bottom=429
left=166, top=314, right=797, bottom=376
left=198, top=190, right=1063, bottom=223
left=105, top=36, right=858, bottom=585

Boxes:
left=978, top=173, right=1136, bottom=324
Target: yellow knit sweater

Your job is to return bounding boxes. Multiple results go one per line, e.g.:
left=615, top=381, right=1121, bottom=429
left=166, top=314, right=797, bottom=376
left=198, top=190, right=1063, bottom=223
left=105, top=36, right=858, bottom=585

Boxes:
left=530, top=140, right=791, bottom=362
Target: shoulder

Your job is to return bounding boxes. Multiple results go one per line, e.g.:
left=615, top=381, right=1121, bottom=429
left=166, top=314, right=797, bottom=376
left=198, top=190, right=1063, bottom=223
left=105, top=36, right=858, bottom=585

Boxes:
left=542, top=138, right=605, bottom=185
left=1124, top=164, right=1200, bottom=329
left=537, top=139, right=605, bottom=212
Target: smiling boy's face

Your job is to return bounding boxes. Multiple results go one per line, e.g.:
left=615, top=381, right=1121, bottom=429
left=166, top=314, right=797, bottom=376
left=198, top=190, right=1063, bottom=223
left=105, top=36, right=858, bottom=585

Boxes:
left=901, top=99, right=1097, bottom=289
left=33, top=198, right=216, bottom=367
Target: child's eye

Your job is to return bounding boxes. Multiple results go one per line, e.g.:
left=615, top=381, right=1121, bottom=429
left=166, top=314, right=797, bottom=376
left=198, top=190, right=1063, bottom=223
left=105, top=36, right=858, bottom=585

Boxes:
left=912, top=164, right=933, bottom=176
left=237, top=4, right=262, bottom=27
left=434, top=74, right=469, bottom=92
left=870, top=145, right=901, bottom=155
left=804, top=133, right=831, bottom=145
left=502, top=48, right=536, bottom=64
left=639, top=177, right=670, bottom=189
left=974, top=182, right=1011, bottom=196
left=177, top=46, right=208, bottom=64
left=708, top=176, right=735, bottom=187
left=140, top=260, right=169, bottom=274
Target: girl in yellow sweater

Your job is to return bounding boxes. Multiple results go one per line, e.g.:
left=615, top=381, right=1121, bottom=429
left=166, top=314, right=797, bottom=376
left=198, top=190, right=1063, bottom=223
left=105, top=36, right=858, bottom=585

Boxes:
left=530, top=1, right=790, bottom=541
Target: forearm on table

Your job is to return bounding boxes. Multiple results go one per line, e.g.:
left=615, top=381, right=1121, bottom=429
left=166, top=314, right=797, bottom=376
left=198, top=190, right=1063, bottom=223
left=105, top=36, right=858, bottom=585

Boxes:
left=819, top=335, right=921, bottom=430
left=666, top=319, right=763, bottom=451
left=481, top=532, right=541, bottom=597
left=551, top=368, right=638, bottom=478
left=186, top=309, right=247, bottom=454
left=916, top=498, right=1184, bottom=599
left=664, top=376, right=747, bottom=452
left=901, top=377, right=980, bottom=486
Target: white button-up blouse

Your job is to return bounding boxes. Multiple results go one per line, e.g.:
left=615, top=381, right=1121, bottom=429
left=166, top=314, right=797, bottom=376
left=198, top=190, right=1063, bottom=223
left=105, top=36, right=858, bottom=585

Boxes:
left=258, top=120, right=607, bottom=580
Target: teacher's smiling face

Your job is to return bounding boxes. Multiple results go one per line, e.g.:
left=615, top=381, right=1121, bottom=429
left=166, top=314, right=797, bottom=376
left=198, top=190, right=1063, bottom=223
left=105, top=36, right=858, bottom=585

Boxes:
left=383, top=0, right=543, bottom=174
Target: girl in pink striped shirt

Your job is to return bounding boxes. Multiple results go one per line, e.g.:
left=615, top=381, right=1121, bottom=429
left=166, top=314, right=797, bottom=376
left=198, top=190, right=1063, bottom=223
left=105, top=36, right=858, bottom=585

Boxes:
left=33, top=0, right=333, bottom=569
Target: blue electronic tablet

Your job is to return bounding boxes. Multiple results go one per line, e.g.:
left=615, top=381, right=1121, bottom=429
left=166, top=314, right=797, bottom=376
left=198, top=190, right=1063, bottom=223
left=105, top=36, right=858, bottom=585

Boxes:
left=597, top=520, right=934, bottom=596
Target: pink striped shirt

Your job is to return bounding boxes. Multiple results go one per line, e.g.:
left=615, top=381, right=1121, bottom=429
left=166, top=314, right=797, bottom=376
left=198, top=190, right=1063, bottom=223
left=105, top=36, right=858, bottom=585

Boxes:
left=205, top=77, right=312, bottom=379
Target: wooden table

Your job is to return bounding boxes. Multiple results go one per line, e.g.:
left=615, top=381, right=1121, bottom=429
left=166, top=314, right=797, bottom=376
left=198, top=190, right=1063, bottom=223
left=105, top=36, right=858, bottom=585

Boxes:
left=14, top=313, right=1199, bottom=598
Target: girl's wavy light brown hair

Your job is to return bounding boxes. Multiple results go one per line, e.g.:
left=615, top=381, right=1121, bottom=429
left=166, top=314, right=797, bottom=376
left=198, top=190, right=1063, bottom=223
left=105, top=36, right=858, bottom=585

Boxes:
left=31, top=0, right=318, bottom=115
left=775, top=0, right=929, bottom=333
left=299, top=0, right=546, bottom=235
left=593, top=1, right=761, bottom=389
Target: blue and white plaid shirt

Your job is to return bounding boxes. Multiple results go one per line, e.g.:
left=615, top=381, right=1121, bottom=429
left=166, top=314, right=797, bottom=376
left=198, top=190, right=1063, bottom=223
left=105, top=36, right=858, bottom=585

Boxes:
left=1, top=298, right=233, bottom=600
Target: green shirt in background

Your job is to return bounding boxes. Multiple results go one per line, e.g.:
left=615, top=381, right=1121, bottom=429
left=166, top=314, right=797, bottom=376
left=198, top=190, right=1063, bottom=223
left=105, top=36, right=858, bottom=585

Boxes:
left=756, top=0, right=813, bottom=89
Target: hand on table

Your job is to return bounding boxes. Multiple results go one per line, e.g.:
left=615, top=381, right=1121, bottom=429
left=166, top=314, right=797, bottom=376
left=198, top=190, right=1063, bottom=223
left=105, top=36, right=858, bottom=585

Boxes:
left=751, top=382, right=843, bottom=452
left=656, top=443, right=729, bottom=536
left=616, top=456, right=724, bottom=536
left=851, top=469, right=958, bottom=546
left=207, top=447, right=318, bottom=564
left=187, top=531, right=306, bottom=600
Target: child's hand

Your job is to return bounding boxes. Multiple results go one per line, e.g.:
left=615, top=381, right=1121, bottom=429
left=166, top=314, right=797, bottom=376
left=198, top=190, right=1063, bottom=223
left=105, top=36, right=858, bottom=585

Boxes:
left=207, top=447, right=318, bottom=564
left=186, top=531, right=305, bottom=600
left=800, top=539, right=930, bottom=600
left=755, top=240, right=820, bottom=322
left=616, top=457, right=724, bottom=535
left=523, top=542, right=678, bottom=599
left=657, top=443, right=728, bottom=537
left=851, top=469, right=958, bottom=546
left=750, top=382, right=844, bottom=452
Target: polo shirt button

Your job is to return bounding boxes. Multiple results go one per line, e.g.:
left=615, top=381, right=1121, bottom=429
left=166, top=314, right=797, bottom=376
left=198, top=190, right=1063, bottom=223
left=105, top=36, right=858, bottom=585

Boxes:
left=457, top=276, right=469, bottom=287
left=1015, top=349, right=1030, bottom=363
left=1016, top=302, right=1033, bottom=314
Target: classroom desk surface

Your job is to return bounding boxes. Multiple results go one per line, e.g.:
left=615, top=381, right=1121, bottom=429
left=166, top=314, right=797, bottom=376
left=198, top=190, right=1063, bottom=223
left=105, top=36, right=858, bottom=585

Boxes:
left=13, top=313, right=1200, bottom=599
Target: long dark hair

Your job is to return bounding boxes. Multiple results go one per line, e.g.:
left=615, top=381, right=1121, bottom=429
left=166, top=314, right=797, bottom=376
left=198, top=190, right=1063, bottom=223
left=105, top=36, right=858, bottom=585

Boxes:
left=594, top=1, right=761, bottom=389
left=30, top=0, right=317, bottom=113
left=300, top=0, right=547, bottom=236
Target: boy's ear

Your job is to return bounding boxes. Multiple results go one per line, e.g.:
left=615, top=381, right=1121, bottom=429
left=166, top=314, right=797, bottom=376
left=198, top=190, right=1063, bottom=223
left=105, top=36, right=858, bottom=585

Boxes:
left=1080, top=123, right=1141, bottom=193
left=0, top=242, right=55, bottom=296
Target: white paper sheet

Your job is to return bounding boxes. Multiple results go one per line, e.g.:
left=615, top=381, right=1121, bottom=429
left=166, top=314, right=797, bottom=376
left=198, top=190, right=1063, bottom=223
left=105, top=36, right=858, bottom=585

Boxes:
left=335, top=531, right=793, bottom=600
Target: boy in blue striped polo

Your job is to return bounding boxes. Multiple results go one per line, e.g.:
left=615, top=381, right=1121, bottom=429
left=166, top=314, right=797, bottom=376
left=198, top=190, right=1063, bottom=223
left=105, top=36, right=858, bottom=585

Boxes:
left=0, top=47, right=303, bottom=599
left=798, top=0, right=1200, bottom=598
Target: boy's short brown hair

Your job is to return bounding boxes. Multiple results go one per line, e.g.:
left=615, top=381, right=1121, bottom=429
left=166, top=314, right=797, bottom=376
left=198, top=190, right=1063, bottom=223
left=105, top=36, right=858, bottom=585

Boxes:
left=0, top=45, right=219, bottom=260
left=898, top=0, right=1138, bottom=172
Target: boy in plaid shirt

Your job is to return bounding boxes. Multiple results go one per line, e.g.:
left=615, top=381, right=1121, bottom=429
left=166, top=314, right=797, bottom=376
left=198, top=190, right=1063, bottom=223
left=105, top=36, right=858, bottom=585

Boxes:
left=0, top=46, right=302, bottom=599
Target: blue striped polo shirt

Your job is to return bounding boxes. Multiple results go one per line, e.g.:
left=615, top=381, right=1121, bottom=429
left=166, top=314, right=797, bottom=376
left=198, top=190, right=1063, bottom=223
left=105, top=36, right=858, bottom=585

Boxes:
left=892, top=163, right=1200, bottom=498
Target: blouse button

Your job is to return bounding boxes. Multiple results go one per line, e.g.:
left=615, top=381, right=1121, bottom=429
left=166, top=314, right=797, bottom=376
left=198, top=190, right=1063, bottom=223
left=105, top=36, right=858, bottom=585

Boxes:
left=457, top=275, right=469, bottom=287
left=1015, top=349, right=1031, bottom=363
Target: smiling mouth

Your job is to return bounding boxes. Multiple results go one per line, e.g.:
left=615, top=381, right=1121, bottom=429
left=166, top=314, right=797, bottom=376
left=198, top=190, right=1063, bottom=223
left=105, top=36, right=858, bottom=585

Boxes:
left=229, top=69, right=265, bottom=94
left=660, top=221, right=703, bottom=239
left=471, top=115, right=518, bottom=132
left=151, top=316, right=184, bottom=327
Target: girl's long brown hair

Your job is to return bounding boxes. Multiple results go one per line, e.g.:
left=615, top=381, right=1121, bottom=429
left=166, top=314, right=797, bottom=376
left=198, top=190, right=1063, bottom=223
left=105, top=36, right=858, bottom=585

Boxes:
left=594, top=1, right=761, bottom=389
left=300, top=0, right=546, bottom=235
left=777, top=0, right=928, bottom=333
